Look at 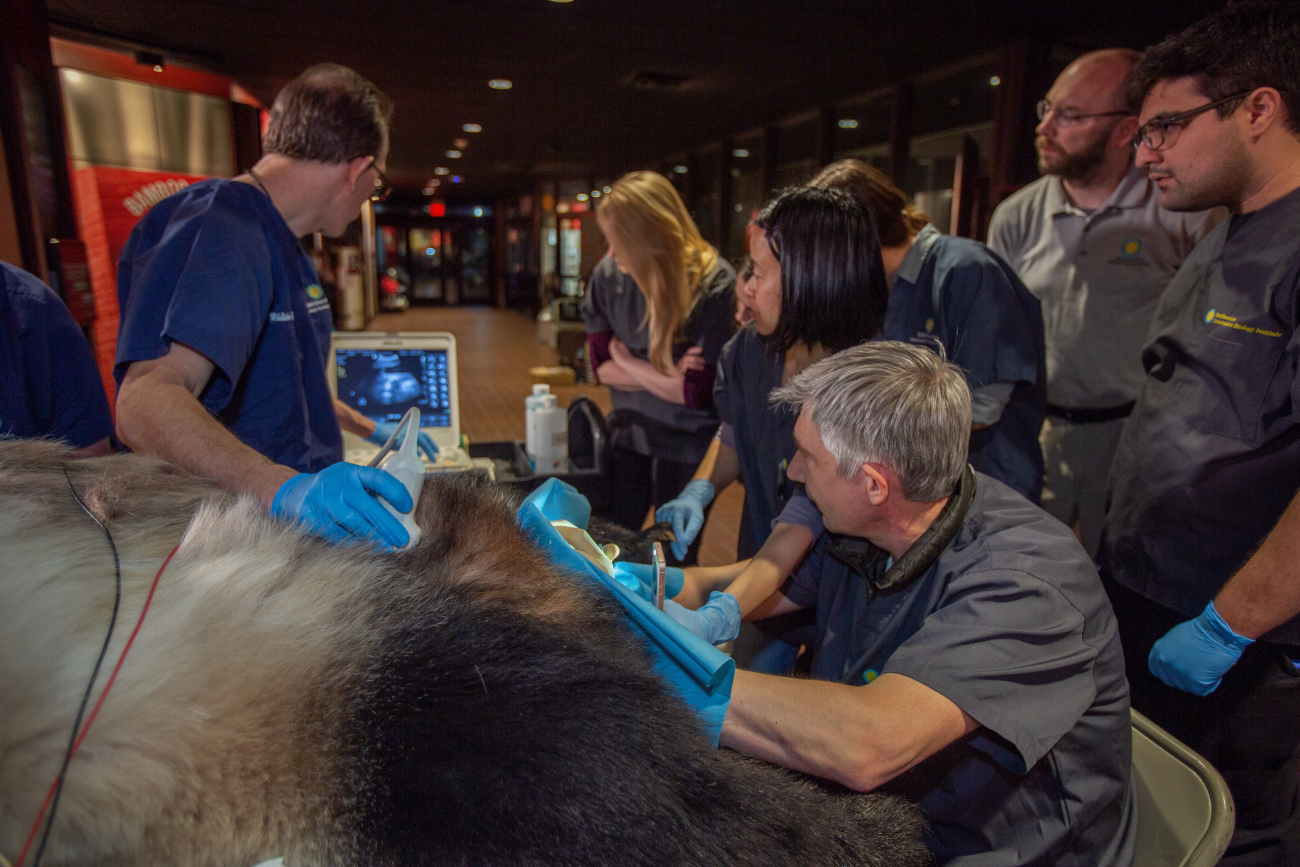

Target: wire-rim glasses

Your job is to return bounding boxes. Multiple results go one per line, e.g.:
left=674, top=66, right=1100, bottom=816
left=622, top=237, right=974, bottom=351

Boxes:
left=368, top=157, right=392, bottom=202
left=1036, top=99, right=1133, bottom=127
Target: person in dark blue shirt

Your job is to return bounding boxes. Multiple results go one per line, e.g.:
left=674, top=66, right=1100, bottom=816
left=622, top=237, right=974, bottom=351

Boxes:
left=114, top=64, right=413, bottom=549
left=719, top=342, right=1134, bottom=867
left=810, top=160, right=1046, bottom=503
left=0, top=262, right=112, bottom=456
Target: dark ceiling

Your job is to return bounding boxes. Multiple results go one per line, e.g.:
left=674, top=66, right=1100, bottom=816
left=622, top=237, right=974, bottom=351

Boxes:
left=45, top=0, right=1224, bottom=199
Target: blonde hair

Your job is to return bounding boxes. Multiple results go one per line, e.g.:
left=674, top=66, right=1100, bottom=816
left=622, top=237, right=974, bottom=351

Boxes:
left=597, top=171, right=719, bottom=373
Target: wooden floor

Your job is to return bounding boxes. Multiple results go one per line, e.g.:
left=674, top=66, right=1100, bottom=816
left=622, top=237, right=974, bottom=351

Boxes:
left=367, top=305, right=743, bottom=566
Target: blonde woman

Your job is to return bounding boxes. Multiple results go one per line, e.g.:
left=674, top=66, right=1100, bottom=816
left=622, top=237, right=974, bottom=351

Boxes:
left=582, top=171, right=737, bottom=562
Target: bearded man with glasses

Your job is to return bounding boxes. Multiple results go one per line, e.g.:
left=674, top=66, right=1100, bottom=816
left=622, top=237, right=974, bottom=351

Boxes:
left=1096, top=2, right=1300, bottom=864
left=989, top=49, right=1222, bottom=559
left=114, top=65, right=423, bottom=550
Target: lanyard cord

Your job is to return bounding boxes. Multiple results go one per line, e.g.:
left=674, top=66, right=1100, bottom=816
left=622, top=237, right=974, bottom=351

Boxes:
left=13, top=471, right=177, bottom=867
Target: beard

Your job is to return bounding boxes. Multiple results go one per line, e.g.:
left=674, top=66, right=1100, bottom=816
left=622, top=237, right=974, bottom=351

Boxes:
left=1036, top=126, right=1112, bottom=181
left=1151, top=136, right=1252, bottom=212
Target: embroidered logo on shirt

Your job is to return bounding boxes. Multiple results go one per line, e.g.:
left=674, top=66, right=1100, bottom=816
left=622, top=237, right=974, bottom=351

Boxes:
left=1205, top=308, right=1283, bottom=338
left=307, top=283, right=325, bottom=300
left=1121, top=238, right=1142, bottom=257
left=863, top=669, right=879, bottom=683
left=269, top=311, right=294, bottom=322
left=925, top=317, right=935, bottom=333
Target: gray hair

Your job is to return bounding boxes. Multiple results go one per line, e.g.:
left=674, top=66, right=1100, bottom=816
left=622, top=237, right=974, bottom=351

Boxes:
left=771, top=341, right=971, bottom=502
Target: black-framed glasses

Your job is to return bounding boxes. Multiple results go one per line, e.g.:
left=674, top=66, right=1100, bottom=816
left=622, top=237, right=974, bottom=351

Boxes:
left=367, top=157, right=392, bottom=202
left=1036, top=99, right=1133, bottom=127
left=1133, top=91, right=1254, bottom=151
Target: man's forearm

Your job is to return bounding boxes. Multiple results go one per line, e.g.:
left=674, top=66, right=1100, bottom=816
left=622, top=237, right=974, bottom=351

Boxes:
left=1214, top=489, right=1300, bottom=638
left=117, top=379, right=294, bottom=508
left=725, top=522, right=815, bottom=614
left=721, top=671, right=977, bottom=792
left=694, top=439, right=741, bottom=491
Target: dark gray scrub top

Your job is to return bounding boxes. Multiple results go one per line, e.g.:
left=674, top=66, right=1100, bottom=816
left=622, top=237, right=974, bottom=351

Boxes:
left=582, top=256, right=736, bottom=464
left=1099, top=186, right=1300, bottom=643
left=713, top=325, right=799, bottom=559
left=787, top=473, right=1136, bottom=866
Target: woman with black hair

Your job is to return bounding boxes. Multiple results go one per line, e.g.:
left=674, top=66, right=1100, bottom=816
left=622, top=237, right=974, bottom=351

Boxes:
left=647, top=187, right=888, bottom=658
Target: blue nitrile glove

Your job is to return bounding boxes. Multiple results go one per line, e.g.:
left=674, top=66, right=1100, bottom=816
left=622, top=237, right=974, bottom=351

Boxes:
left=369, top=421, right=439, bottom=461
left=272, top=462, right=412, bottom=548
left=1149, top=601, right=1254, bottom=696
left=663, top=592, right=741, bottom=646
left=612, top=561, right=685, bottom=603
left=656, top=479, right=715, bottom=559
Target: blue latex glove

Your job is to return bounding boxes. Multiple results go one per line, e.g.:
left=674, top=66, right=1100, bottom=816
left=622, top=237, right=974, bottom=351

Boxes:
left=1149, top=601, right=1254, bottom=696
left=272, top=462, right=413, bottom=548
left=662, top=592, right=741, bottom=646
left=612, top=561, right=685, bottom=603
left=656, top=479, right=715, bottom=559
left=369, top=421, right=439, bottom=461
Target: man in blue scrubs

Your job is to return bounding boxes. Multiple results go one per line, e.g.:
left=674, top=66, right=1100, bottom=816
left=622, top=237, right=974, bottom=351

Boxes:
left=115, top=64, right=412, bottom=547
left=1098, top=4, right=1300, bottom=863
left=1, top=262, right=112, bottom=456
left=721, top=342, right=1135, bottom=866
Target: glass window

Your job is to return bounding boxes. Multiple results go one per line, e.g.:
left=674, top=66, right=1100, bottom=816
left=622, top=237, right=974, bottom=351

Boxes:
left=905, top=124, right=992, bottom=234
left=773, top=117, right=816, bottom=189
left=911, top=59, right=999, bottom=137
left=408, top=227, right=441, bottom=301
left=833, top=92, right=892, bottom=171
left=726, top=130, right=763, bottom=261
left=691, top=144, right=721, bottom=245
left=462, top=224, right=491, bottom=303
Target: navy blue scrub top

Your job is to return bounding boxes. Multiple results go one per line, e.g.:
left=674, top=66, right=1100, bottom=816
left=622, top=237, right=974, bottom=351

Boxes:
left=0, top=262, right=113, bottom=449
left=713, top=325, right=799, bottom=559
left=1100, top=186, right=1300, bottom=644
left=786, top=472, right=1136, bottom=866
left=883, top=224, right=1046, bottom=503
left=115, top=179, right=341, bottom=474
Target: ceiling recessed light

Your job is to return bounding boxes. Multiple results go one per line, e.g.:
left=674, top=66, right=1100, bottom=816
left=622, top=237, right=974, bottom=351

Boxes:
left=451, top=175, right=462, bottom=183
left=576, top=193, right=589, bottom=201
left=591, top=190, right=600, bottom=197
left=603, top=186, right=611, bottom=193
left=435, top=167, right=450, bottom=175
left=989, top=75, right=1002, bottom=87
left=838, top=119, right=859, bottom=129
left=446, top=150, right=462, bottom=158
left=454, top=138, right=469, bottom=149
left=462, top=123, right=482, bottom=133
left=489, top=79, right=512, bottom=90
left=673, top=165, right=688, bottom=174
left=732, top=148, right=749, bottom=158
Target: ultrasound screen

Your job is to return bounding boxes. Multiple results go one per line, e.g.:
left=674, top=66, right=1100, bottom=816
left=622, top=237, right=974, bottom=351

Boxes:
left=335, top=348, right=452, bottom=428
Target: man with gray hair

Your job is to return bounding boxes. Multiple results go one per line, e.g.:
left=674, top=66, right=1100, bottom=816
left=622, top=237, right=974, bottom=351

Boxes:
left=718, top=341, right=1135, bottom=866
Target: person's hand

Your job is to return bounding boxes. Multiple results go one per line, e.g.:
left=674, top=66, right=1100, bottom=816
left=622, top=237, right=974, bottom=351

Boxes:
left=655, top=479, right=714, bottom=559
left=369, top=421, right=439, bottom=461
left=662, top=592, right=741, bottom=645
left=272, top=462, right=412, bottom=549
left=675, top=346, right=706, bottom=375
left=608, top=337, right=634, bottom=366
left=612, top=561, right=685, bottom=602
left=1149, top=601, right=1254, bottom=696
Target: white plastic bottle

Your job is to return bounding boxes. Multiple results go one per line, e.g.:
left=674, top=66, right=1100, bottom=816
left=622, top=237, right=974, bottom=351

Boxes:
left=532, top=393, right=568, bottom=475
left=525, top=384, right=551, bottom=464
left=377, top=410, right=425, bottom=549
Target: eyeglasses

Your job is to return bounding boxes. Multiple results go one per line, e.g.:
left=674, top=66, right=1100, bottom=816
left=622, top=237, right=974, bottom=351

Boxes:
left=1036, top=99, right=1133, bottom=127
left=368, top=157, right=392, bottom=202
left=1133, top=91, right=1254, bottom=151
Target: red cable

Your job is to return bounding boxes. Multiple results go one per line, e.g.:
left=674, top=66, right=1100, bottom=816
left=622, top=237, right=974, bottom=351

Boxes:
left=14, top=544, right=180, bottom=867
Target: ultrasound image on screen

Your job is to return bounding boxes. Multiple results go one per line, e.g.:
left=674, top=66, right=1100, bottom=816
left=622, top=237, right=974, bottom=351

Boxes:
left=335, top=349, right=452, bottom=428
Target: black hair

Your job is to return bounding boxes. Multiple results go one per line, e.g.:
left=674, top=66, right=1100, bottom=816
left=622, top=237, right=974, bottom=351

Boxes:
left=752, top=186, right=888, bottom=354
left=1129, top=0, right=1300, bottom=136
left=263, top=64, right=394, bottom=164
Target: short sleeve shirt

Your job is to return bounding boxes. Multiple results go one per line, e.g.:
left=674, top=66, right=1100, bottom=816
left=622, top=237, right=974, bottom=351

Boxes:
left=885, top=224, right=1046, bottom=502
left=1099, top=186, right=1300, bottom=643
left=115, top=179, right=341, bottom=473
left=0, top=262, right=113, bottom=449
left=989, top=167, right=1222, bottom=408
left=787, top=473, right=1136, bottom=866
left=714, top=325, right=799, bottom=559
left=582, top=256, right=736, bottom=464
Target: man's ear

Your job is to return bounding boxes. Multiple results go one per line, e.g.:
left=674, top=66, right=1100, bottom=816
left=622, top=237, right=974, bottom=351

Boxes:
left=345, top=156, right=373, bottom=190
left=861, top=463, right=890, bottom=507
left=1111, top=114, right=1140, bottom=150
left=1243, top=88, right=1286, bottom=139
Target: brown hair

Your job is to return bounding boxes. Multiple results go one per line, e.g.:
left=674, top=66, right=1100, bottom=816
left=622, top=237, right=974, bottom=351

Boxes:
left=596, top=171, right=720, bottom=373
left=807, top=160, right=929, bottom=247
left=263, top=64, right=393, bottom=164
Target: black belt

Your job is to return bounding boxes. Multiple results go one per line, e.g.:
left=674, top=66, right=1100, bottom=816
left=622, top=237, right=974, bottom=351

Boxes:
left=1046, top=401, right=1135, bottom=424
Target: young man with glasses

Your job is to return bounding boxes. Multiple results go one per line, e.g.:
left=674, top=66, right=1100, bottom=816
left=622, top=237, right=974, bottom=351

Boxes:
left=989, top=48, right=1222, bottom=558
left=1097, top=2, right=1300, bottom=864
left=114, top=64, right=420, bottom=549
